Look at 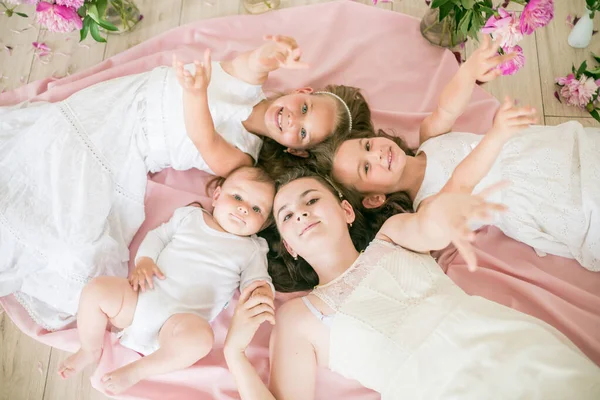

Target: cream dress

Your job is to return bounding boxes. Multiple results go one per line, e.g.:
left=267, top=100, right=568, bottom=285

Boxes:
left=311, top=239, right=600, bottom=399
left=0, top=62, right=265, bottom=330
left=413, top=122, right=600, bottom=272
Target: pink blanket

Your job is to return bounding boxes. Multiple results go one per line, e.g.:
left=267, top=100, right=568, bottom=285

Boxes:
left=1, top=1, right=598, bottom=399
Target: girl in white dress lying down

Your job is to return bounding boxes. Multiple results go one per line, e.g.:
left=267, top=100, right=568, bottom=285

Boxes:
left=58, top=166, right=276, bottom=395
left=0, top=34, right=369, bottom=330
left=221, top=167, right=600, bottom=400
left=315, top=35, right=600, bottom=271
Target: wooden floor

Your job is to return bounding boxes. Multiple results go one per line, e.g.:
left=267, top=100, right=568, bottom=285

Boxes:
left=1, top=1, right=598, bottom=399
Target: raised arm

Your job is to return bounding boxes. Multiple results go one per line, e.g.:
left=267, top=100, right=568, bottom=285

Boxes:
left=442, top=96, right=536, bottom=195
left=173, top=51, right=253, bottom=177
left=224, top=295, right=318, bottom=400
left=419, top=35, right=513, bottom=145
left=220, top=35, right=308, bottom=86
left=377, top=184, right=508, bottom=271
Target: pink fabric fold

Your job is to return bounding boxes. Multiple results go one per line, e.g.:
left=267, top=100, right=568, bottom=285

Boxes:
left=1, top=1, right=598, bottom=399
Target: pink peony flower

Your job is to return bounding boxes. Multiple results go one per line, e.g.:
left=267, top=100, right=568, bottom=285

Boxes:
left=556, top=73, right=598, bottom=108
left=520, top=0, right=554, bottom=35
left=35, top=1, right=82, bottom=33
left=55, top=0, right=84, bottom=8
left=481, top=8, right=523, bottom=48
left=498, top=45, right=525, bottom=76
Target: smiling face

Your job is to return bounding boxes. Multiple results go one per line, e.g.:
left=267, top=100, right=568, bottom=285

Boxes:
left=332, top=136, right=407, bottom=194
left=264, top=89, right=339, bottom=150
left=273, top=177, right=354, bottom=259
left=212, top=168, right=275, bottom=236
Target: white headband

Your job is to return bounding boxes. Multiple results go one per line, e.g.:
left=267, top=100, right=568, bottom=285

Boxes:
left=315, top=91, right=352, bottom=133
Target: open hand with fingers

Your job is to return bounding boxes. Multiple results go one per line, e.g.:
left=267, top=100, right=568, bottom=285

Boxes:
left=249, top=34, right=308, bottom=74
left=128, top=257, right=166, bottom=292
left=172, top=48, right=212, bottom=95
left=426, top=182, right=509, bottom=272
left=490, top=96, right=537, bottom=140
left=225, top=280, right=276, bottom=355
left=463, top=35, right=515, bottom=83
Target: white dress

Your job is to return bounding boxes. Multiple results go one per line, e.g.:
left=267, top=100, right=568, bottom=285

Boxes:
left=312, top=240, right=600, bottom=399
left=120, top=206, right=272, bottom=355
left=412, top=122, right=600, bottom=272
left=0, top=63, right=265, bottom=330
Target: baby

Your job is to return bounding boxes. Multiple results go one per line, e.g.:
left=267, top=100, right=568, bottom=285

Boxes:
left=58, top=166, right=276, bottom=394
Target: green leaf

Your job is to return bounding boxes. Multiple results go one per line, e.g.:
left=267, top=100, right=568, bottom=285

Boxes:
left=590, top=109, right=600, bottom=123
left=89, top=21, right=107, bottom=43
left=87, top=4, right=101, bottom=24
left=439, top=3, right=455, bottom=21
left=458, top=9, right=473, bottom=36
left=585, top=66, right=600, bottom=79
left=461, top=0, right=475, bottom=9
left=15, top=11, right=28, bottom=18
left=431, top=0, right=451, bottom=8
left=577, top=60, right=588, bottom=77
left=592, top=52, right=600, bottom=64
left=80, top=16, right=90, bottom=41
left=77, top=5, right=86, bottom=17
left=96, top=0, right=108, bottom=18
left=97, top=19, right=118, bottom=31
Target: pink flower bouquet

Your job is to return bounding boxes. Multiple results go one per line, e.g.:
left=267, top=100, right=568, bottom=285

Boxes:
left=428, top=0, right=554, bottom=75
left=1, top=0, right=139, bottom=42
left=555, top=55, right=600, bottom=122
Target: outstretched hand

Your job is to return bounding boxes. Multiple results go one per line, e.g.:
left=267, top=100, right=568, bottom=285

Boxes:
left=172, top=48, right=212, bottom=95
left=428, top=182, right=509, bottom=272
left=464, top=35, right=515, bottom=83
left=490, top=96, right=537, bottom=140
left=249, top=34, right=308, bottom=73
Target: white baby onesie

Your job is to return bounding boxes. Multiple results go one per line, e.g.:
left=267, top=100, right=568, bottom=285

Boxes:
left=119, top=206, right=272, bottom=355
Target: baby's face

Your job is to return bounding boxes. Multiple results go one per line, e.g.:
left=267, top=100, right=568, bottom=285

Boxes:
left=212, top=170, right=275, bottom=236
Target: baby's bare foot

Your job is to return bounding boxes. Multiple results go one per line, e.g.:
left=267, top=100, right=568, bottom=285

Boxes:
left=100, top=364, right=142, bottom=395
left=57, top=348, right=101, bottom=379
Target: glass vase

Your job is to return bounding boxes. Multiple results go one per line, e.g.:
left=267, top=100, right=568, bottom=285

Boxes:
left=420, top=7, right=466, bottom=49
left=243, top=0, right=281, bottom=15
left=104, top=0, right=142, bottom=34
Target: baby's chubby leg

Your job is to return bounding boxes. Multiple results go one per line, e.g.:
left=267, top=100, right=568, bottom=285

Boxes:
left=58, top=277, right=138, bottom=379
left=101, top=313, right=213, bottom=395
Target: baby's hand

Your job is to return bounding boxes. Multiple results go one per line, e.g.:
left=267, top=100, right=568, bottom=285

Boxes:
left=172, top=49, right=212, bottom=95
left=129, top=257, right=165, bottom=292
left=490, top=96, right=537, bottom=141
left=249, top=35, right=308, bottom=73
left=463, top=35, right=515, bottom=83
left=250, top=282, right=274, bottom=301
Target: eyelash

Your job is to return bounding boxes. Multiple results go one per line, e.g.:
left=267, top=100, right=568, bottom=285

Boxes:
left=252, top=206, right=261, bottom=213
left=300, top=104, right=308, bottom=139
left=364, top=142, right=371, bottom=174
left=234, top=194, right=242, bottom=201
left=282, top=198, right=319, bottom=222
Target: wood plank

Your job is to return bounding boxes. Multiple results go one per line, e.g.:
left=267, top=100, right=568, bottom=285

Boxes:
left=28, top=31, right=106, bottom=84
left=42, top=349, right=110, bottom=400
left=465, top=18, right=544, bottom=115
left=0, top=5, right=40, bottom=91
left=180, top=0, right=242, bottom=25
left=103, top=0, right=184, bottom=60
left=535, top=0, right=600, bottom=117
left=0, top=314, right=51, bottom=400
left=545, top=116, right=600, bottom=127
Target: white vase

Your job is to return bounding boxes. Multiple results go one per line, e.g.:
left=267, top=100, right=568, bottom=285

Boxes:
left=568, top=9, right=594, bottom=49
